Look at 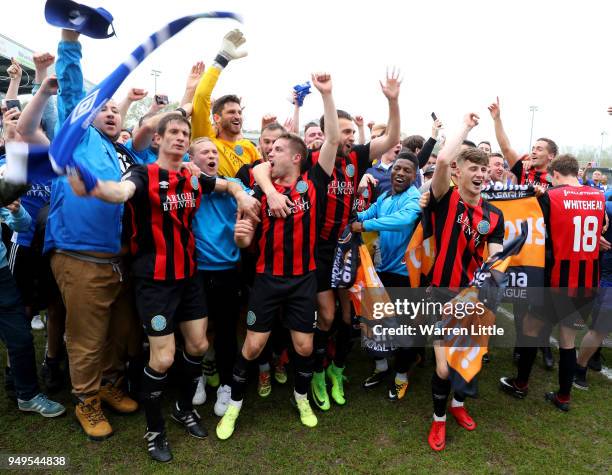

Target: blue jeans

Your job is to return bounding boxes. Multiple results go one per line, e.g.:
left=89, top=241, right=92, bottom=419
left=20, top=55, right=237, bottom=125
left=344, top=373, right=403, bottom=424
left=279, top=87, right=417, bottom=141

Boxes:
left=0, top=265, right=39, bottom=400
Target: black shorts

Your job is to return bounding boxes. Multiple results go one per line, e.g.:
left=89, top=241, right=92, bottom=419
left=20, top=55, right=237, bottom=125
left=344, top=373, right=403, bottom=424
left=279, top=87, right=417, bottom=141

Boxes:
left=529, top=289, right=595, bottom=328
left=590, top=286, right=612, bottom=334
left=315, top=239, right=336, bottom=292
left=247, top=272, right=317, bottom=333
left=135, top=274, right=207, bottom=337
left=8, top=242, right=58, bottom=310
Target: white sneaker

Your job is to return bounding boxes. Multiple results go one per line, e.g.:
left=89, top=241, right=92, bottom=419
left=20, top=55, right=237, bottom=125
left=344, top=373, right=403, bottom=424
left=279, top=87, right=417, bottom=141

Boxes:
left=192, top=375, right=206, bottom=406
left=31, top=315, right=45, bottom=331
left=214, top=384, right=232, bottom=417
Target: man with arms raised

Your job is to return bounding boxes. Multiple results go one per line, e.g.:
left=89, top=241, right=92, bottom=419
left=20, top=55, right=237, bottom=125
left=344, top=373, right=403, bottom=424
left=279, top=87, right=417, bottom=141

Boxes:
left=489, top=96, right=557, bottom=369
left=216, top=72, right=339, bottom=440
left=488, top=96, right=557, bottom=187
left=255, top=70, right=402, bottom=410
left=426, top=113, right=505, bottom=451
left=191, top=30, right=259, bottom=177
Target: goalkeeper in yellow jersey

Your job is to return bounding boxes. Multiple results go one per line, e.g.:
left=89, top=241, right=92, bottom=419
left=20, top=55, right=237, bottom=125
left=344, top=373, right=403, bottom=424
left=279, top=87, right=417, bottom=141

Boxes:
left=191, top=29, right=260, bottom=177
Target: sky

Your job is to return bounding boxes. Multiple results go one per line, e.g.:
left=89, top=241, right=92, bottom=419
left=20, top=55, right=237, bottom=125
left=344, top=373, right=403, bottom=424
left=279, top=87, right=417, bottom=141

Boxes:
left=2, top=0, right=612, bottom=154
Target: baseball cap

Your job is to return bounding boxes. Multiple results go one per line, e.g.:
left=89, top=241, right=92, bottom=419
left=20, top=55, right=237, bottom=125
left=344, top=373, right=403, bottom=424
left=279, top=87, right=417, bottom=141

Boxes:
left=45, top=0, right=115, bottom=39
left=424, top=165, right=436, bottom=176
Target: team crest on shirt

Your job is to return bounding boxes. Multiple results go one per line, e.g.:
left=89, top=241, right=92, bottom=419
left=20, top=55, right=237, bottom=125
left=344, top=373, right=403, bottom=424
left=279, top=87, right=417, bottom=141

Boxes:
left=151, top=315, right=167, bottom=332
left=477, top=220, right=490, bottom=234
left=234, top=144, right=244, bottom=156
left=296, top=180, right=309, bottom=194
left=346, top=164, right=355, bottom=178
left=190, top=176, right=199, bottom=190
left=247, top=311, right=256, bottom=326
left=159, top=180, right=169, bottom=189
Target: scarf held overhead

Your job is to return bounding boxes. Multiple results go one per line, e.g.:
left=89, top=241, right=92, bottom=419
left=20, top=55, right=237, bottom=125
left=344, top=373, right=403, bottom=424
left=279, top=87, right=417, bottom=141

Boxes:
left=4, top=12, right=242, bottom=190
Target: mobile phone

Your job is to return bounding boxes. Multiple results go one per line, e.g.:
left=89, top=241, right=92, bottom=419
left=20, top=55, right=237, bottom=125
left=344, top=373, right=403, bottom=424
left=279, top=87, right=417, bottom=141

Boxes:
left=5, top=99, right=21, bottom=111
left=155, top=94, right=169, bottom=105
left=431, top=112, right=437, bottom=121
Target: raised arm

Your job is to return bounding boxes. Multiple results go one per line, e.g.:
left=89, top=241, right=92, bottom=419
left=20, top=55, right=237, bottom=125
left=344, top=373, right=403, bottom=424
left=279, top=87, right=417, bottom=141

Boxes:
left=488, top=96, right=520, bottom=168
left=132, top=108, right=191, bottom=152
left=417, top=119, right=442, bottom=168
left=5, top=58, right=22, bottom=100
left=56, top=29, right=86, bottom=125
left=311, top=72, right=340, bottom=176
left=192, top=30, right=247, bottom=140
left=290, top=91, right=300, bottom=134
left=33, top=52, right=54, bottom=84
left=118, top=88, right=148, bottom=127
left=369, top=69, right=401, bottom=160
left=32, top=52, right=58, bottom=140
left=431, top=113, right=479, bottom=200
left=354, top=115, right=366, bottom=145
left=17, top=76, right=58, bottom=145
left=181, top=61, right=205, bottom=106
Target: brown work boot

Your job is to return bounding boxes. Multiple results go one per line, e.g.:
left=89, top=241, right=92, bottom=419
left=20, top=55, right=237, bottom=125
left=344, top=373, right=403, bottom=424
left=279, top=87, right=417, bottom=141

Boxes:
left=75, top=395, right=113, bottom=441
left=100, top=378, right=139, bottom=414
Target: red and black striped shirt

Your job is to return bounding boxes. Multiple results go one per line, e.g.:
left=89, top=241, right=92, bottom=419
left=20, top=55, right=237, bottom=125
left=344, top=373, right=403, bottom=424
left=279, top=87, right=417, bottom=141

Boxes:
left=428, top=188, right=505, bottom=287
left=306, top=144, right=371, bottom=242
left=511, top=160, right=551, bottom=188
left=352, top=179, right=377, bottom=213
left=122, top=164, right=216, bottom=281
left=539, top=185, right=605, bottom=288
left=253, top=163, right=331, bottom=276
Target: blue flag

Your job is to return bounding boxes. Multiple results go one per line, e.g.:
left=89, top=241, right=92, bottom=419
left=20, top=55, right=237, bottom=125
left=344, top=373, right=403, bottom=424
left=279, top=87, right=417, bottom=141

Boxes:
left=5, top=11, right=242, bottom=191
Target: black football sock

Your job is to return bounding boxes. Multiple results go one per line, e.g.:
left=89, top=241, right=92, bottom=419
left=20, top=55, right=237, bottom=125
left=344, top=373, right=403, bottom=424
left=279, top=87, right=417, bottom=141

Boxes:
left=431, top=372, right=451, bottom=418
left=176, top=350, right=204, bottom=412
left=142, top=365, right=167, bottom=433
left=558, top=347, right=576, bottom=400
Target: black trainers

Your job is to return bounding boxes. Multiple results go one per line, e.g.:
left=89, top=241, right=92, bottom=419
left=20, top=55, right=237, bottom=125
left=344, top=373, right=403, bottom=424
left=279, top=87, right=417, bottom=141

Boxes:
left=544, top=392, right=570, bottom=412
left=499, top=376, right=528, bottom=399
left=171, top=403, right=208, bottom=439
left=573, top=366, right=588, bottom=390
left=362, top=369, right=390, bottom=389
left=41, top=356, right=65, bottom=394
left=541, top=347, right=554, bottom=371
left=587, top=348, right=602, bottom=372
left=145, top=431, right=173, bottom=463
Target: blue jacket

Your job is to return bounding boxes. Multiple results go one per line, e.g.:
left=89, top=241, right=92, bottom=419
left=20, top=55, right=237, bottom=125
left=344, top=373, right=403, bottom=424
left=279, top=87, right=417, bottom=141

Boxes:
left=15, top=182, right=52, bottom=247
left=357, top=186, right=421, bottom=276
left=44, top=40, right=135, bottom=255
left=365, top=162, right=393, bottom=195
left=193, top=177, right=246, bottom=270
left=0, top=206, right=31, bottom=268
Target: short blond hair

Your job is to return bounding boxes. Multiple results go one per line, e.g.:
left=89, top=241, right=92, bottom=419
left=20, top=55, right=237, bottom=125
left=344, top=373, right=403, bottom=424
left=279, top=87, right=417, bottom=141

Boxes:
left=189, top=136, right=215, bottom=156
